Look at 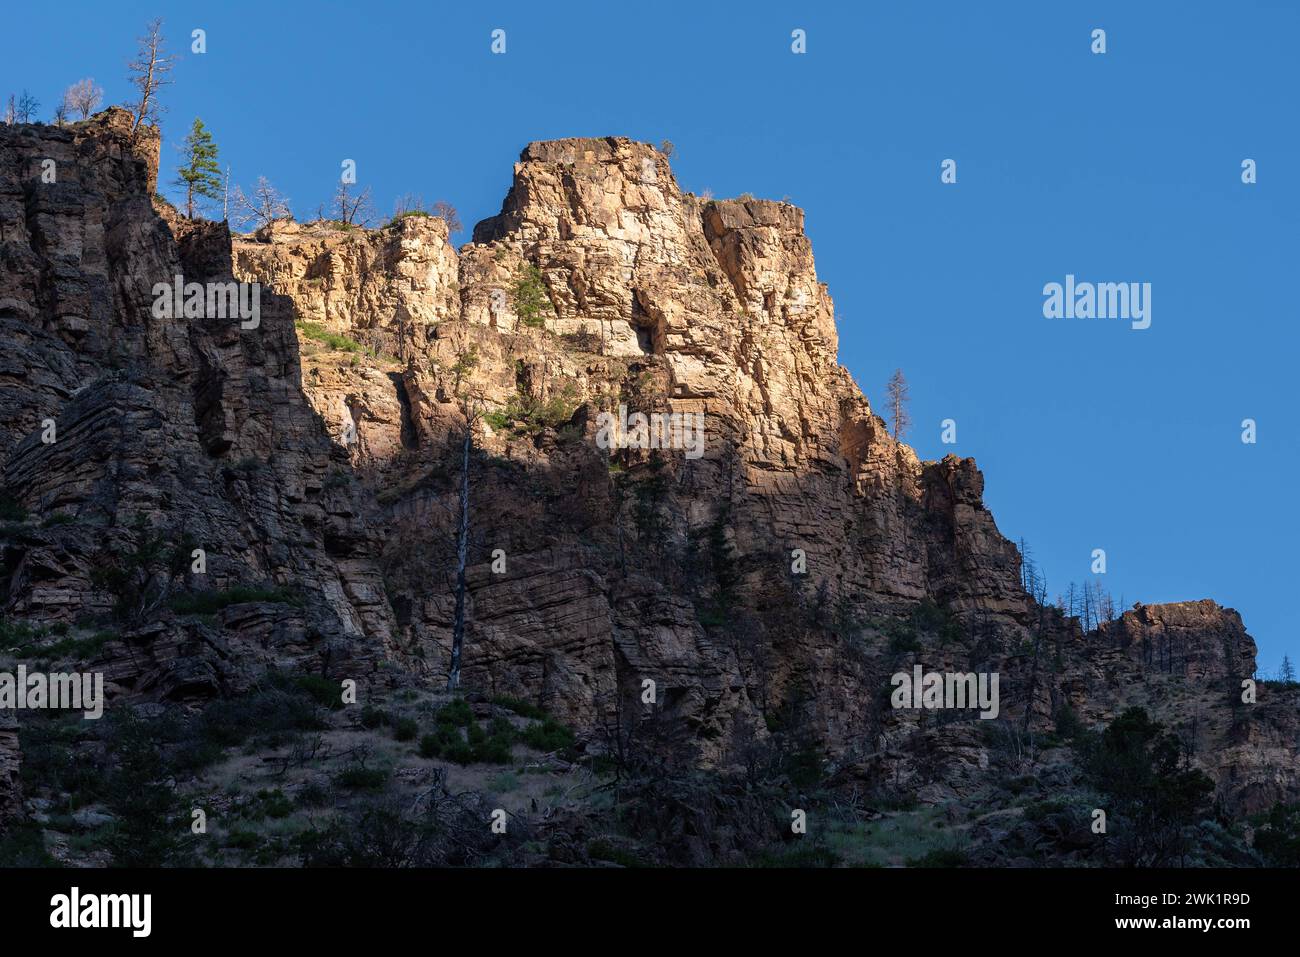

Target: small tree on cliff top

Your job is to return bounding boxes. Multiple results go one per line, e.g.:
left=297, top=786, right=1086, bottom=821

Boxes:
left=1280, top=655, right=1297, bottom=686
left=126, top=18, right=178, bottom=133
left=886, top=368, right=911, bottom=442
left=15, top=90, right=40, bottom=124
left=65, top=78, right=104, bottom=120
left=174, top=118, right=222, bottom=218
left=332, top=181, right=375, bottom=228
left=432, top=200, right=462, bottom=234
left=232, top=176, right=292, bottom=230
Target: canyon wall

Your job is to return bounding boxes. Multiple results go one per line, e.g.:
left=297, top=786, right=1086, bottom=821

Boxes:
left=1, top=117, right=1295, bottom=830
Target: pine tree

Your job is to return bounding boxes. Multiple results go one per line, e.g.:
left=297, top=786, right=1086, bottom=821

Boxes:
left=1281, top=655, right=1296, bottom=686
left=174, top=118, right=222, bottom=219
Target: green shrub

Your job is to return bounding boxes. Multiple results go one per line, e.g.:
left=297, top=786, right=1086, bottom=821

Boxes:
left=392, top=717, right=418, bottom=742
left=294, top=799, right=444, bottom=867
left=419, top=730, right=450, bottom=759
left=388, top=209, right=431, bottom=225
left=520, top=717, right=575, bottom=753
left=90, top=514, right=197, bottom=623
left=183, top=674, right=328, bottom=759
left=417, top=700, right=546, bottom=765
left=0, top=618, right=47, bottom=652
left=293, top=674, right=345, bottom=710
left=17, top=713, right=101, bottom=803
left=295, top=320, right=365, bottom=353
left=484, top=386, right=578, bottom=437
left=888, top=625, right=922, bottom=654
left=103, top=714, right=190, bottom=866
left=0, top=820, right=56, bottom=867
left=512, top=263, right=552, bottom=328
left=1252, top=802, right=1300, bottom=866
left=336, top=765, right=390, bottom=791
left=1080, top=707, right=1214, bottom=866
left=435, top=698, right=474, bottom=727
left=782, top=744, right=826, bottom=789
left=910, top=599, right=963, bottom=643
left=1054, top=703, right=1084, bottom=739
left=466, top=717, right=514, bottom=764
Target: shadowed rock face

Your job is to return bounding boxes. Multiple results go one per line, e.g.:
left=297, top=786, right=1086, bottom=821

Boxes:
left=0, top=122, right=1294, bottom=830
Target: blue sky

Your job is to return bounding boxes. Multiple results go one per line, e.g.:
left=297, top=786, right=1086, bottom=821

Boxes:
left=6, top=1, right=1297, bottom=671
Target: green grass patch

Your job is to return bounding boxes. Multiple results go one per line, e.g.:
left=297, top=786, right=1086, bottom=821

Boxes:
left=825, top=807, right=960, bottom=868
left=295, top=320, right=364, bottom=353
left=336, top=766, right=390, bottom=792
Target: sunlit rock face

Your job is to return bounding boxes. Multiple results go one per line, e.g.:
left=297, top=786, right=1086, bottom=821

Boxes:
left=0, top=120, right=1289, bottom=830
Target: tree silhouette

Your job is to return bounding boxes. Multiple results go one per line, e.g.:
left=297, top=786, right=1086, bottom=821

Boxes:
left=15, top=90, right=40, bottom=123
left=126, top=18, right=177, bottom=133
left=232, top=176, right=292, bottom=230
left=886, top=368, right=911, bottom=441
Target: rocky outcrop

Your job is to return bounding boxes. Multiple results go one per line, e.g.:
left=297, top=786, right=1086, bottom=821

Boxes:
left=0, top=112, right=408, bottom=826
left=1, top=118, right=1294, bottom=835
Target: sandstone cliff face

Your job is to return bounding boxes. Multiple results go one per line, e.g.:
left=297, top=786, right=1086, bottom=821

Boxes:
left=225, top=136, right=1036, bottom=755
left=1, top=119, right=1294, bottom=833
left=0, top=113, right=411, bottom=828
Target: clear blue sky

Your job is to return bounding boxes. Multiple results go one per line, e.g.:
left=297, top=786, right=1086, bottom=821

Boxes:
left=7, top=1, right=1296, bottom=672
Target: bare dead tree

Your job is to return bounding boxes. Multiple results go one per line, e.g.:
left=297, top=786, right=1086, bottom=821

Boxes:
left=1095, top=581, right=1116, bottom=624
left=392, top=192, right=426, bottom=217
left=65, top=78, right=104, bottom=119
left=3, top=95, right=14, bottom=125
left=332, top=181, right=374, bottom=227
left=432, top=200, right=462, bottom=233
left=886, top=368, right=911, bottom=441
left=15, top=90, right=39, bottom=124
left=232, top=176, right=292, bottom=230
left=126, top=18, right=178, bottom=133
left=446, top=396, right=486, bottom=692
left=1017, top=537, right=1040, bottom=597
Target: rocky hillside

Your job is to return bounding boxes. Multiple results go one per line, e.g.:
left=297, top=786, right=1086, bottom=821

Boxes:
left=1, top=112, right=1296, bottom=867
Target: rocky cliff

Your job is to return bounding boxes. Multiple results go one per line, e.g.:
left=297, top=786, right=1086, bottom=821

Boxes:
left=0, top=116, right=1295, bottom=864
